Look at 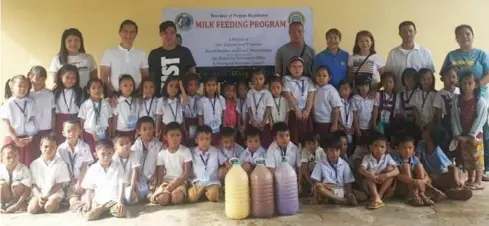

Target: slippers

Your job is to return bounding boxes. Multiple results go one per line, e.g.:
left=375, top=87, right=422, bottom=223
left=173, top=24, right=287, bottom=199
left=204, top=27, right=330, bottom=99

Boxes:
left=366, top=201, right=385, bottom=210
left=470, top=185, right=485, bottom=191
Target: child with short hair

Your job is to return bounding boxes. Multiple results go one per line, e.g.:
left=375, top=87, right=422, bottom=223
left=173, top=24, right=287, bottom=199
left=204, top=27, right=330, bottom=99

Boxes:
left=152, top=122, right=192, bottom=206
left=269, top=76, right=289, bottom=125
left=265, top=122, right=300, bottom=175
left=183, top=73, right=201, bottom=141
left=412, top=68, right=437, bottom=129
left=338, top=80, right=354, bottom=148
left=188, top=125, right=227, bottom=203
left=28, top=135, right=70, bottom=214
left=112, top=135, right=140, bottom=205
left=352, top=75, right=375, bottom=144
left=247, top=69, right=274, bottom=147
left=78, top=139, right=127, bottom=221
left=198, top=76, right=226, bottom=146
left=236, top=78, right=249, bottom=145
left=372, top=72, right=401, bottom=138
left=0, top=144, right=32, bottom=213
left=218, top=127, right=245, bottom=181
left=332, top=130, right=350, bottom=160
left=358, top=132, right=399, bottom=209
left=299, top=133, right=324, bottom=195
left=239, top=127, right=267, bottom=175
left=56, top=119, right=94, bottom=209
left=113, top=74, right=139, bottom=142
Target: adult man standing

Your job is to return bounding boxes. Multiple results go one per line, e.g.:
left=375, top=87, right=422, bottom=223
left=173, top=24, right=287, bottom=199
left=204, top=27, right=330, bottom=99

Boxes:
left=100, top=20, right=149, bottom=93
left=275, top=22, right=315, bottom=77
left=148, top=21, right=196, bottom=96
left=386, top=21, right=435, bottom=90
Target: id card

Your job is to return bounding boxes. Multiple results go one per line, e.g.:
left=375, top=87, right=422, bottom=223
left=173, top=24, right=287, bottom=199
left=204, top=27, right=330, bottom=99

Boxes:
left=189, top=125, right=197, bottom=138
left=95, top=125, right=106, bottom=140
left=333, top=188, right=344, bottom=198
left=298, top=96, right=307, bottom=110
left=127, top=115, right=137, bottom=130
left=25, top=120, right=38, bottom=136
left=209, top=119, right=220, bottom=133
left=137, top=178, right=149, bottom=199
left=381, top=111, right=390, bottom=124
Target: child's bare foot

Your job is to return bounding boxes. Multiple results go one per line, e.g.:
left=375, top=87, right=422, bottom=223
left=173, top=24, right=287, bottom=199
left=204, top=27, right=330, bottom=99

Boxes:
left=432, top=191, right=447, bottom=203
left=346, top=194, right=358, bottom=206
left=468, top=182, right=484, bottom=190
left=406, top=195, right=424, bottom=207
left=420, top=195, right=434, bottom=206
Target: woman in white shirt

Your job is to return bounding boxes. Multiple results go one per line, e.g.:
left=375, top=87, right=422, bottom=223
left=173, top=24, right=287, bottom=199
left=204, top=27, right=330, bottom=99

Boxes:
left=49, top=28, right=97, bottom=89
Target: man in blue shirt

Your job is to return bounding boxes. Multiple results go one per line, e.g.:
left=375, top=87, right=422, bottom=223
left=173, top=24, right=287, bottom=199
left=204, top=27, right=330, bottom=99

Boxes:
left=313, top=28, right=349, bottom=88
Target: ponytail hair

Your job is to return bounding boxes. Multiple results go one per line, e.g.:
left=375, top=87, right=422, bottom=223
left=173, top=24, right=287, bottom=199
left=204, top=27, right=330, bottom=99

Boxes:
left=4, top=75, right=29, bottom=99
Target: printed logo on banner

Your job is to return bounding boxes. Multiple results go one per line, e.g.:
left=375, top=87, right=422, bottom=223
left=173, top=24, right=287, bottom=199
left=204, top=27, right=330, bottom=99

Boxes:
left=175, top=13, right=194, bottom=31
left=288, top=11, right=305, bottom=24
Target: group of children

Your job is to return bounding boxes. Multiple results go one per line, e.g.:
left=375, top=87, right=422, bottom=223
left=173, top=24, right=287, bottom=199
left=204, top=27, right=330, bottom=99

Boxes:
left=0, top=53, right=486, bottom=219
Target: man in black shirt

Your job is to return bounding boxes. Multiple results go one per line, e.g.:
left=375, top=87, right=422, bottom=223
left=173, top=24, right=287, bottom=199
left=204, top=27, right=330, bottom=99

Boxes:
left=148, top=21, right=196, bottom=96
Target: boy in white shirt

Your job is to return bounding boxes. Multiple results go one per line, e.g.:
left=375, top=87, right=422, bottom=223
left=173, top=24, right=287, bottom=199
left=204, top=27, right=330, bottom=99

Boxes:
left=266, top=122, right=300, bottom=175
left=28, top=135, right=71, bottom=214
left=112, top=135, right=140, bottom=205
left=239, top=127, right=267, bottom=175
left=56, top=119, right=94, bottom=209
left=338, top=80, right=354, bottom=145
left=313, top=65, right=342, bottom=140
left=269, top=76, right=289, bottom=125
left=0, top=144, right=32, bottom=213
left=299, top=134, right=324, bottom=195
left=78, top=139, right=127, bottom=221
left=218, top=127, right=245, bottom=181
left=151, top=122, right=192, bottom=206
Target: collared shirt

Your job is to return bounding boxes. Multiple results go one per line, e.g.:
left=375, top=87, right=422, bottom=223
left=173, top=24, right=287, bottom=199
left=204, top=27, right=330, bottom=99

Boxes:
left=0, top=163, right=31, bottom=187
left=138, top=97, right=159, bottom=120
left=339, top=98, right=354, bottom=129
left=416, top=141, right=452, bottom=175
left=282, top=75, right=316, bottom=111
left=55, top=89, right=79, bottom=114
left=265, top=141, right=300, bottom=169
left=246, top=88, right=274, bottom=124
left=311, top=158, right=355, bottom=187
left=238, top=147, right=267, bottom=164
left=183, top=94, right=202, bottom=119
left=56, top=139, right=94, bottom=180
left=112, top=151, right=140, bottom=185
left=0, top=97, right=37, bottom=136
left=82, top=161, right=126, bottom=204
left=300, top=147, right=325, bottom=163
left=30, top=156, right=70, bottom=197
left=352, top=95, right=375, bottom=130
left=314, top=84, right=342, bottom=123
left=49, top=53, right=97, bottom=89
left=360, top=153, right=397, bottom=174
left=157, top=145, right=192, bottom=180
left=374, top=91, right=402, bottom=124
left=197, top=95, right=226, bottom=130
left=270, top=95, right=289, bottom=123
left=190, top=146, right=227, bottom=185
left=220, top=143, right=245, bottom=160
left=29, top=88, right=55, bottom=131
left=393, top=154, right=420, bottom=168
left=114, top=96, right=139, bottom=131
left=313, top=48, right=350, bottom=88
left=433, top=88, right=460, bottom=116
left=131, top=137, right=163, bottom=180
left=236, top=97, right=248, bottom=124
left=78, top=98, right=112, bottom=134
left=156, top=96, right=184, bottom=124
left=411, top=89, right=437, bottom=125
left=385, top=44, right=435, bottom=90
left=100, top=45, right=149, bottom=90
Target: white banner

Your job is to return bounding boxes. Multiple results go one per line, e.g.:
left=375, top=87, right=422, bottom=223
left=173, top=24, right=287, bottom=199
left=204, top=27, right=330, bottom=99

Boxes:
left=163, top=8, right=313, bottom=67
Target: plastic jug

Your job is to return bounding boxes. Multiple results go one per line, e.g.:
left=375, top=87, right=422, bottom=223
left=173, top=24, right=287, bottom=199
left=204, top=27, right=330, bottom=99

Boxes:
left=275, top=156, right=299, bottom=215
left=250, top=158, right=274, bottom=218
left=225, top=158, right=250, bottom=220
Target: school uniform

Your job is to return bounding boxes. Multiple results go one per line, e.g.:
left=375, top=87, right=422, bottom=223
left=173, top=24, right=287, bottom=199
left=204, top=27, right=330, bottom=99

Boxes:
left=265, top=141, right=300, bottom=169
left=270, top=95, right=289, bottom=124
left=247, top=89, right=274, bottom=147
left=311, top=158, right=355, bottom=199
left=188, top=146, right=227, bottom=202
left=114, top=96, right=139, bottom=141
left=155, top=145, right=192, bottom=198
left=220, top=143, right=245, bottom=161
left=30, top=156, right=71, bottom=201
left=0, top=163, right=31, bottom=203
left=56, top=139, right=94, bottom=198
left=238, top=147, right=267, bottom=165
left=360, top=153, right=397, bottom=174
left=339, top=98, right=354, bottom=144
left=0, top=97, right=37, bottom=165
left=352, top=94, right=375, bottom=144
left=131, top=137, right=162, bottom=199
left=78, top=99, right=113, bottom=154
left=433, top=88, right=460, bottom=157
left=55, top=89, right=80, bottom=144
left=411, top=89, right=437, bottom=126
left=184, top=94, right=201, bottom=139
left=400, top=89, right=416, bottom=121
left=235, top=97, right=248, bottom=146
left=156, top=96, right=185, bottom=142
left=138, top=97, right=159, bottom=120
left=29, top=88, right=55, bottom=161
left=374, top=91, right=402, bottom=139
left=112, top=151, right=140, bottom=204
left=283, top=75, right=316, bottom=144
left=314, top=84, right=342, bottom=140
left=198, top=95, right=226, bottom=146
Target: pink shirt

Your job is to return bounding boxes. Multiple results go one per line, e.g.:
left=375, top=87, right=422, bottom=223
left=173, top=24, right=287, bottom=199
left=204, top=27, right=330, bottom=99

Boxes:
left=224, top=101, right=237, bottom=128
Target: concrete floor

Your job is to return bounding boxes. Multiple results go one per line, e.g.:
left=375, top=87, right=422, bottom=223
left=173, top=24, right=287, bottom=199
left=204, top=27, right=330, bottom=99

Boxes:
left=1, top=189, right=489, bottom=226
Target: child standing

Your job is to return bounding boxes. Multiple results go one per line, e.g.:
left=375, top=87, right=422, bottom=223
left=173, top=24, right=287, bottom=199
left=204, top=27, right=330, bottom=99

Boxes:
left=138, top=78, right=159, bottom=120
left=352, top=75, right=375, bottom=145
left=239, top=127, right=267, bottom=175
left=313, top=65, right=342, bottom=140
left=78, top=78, right=113, bottom=154
left=188, top=125, right=227, bottom=203
left=183, top=73, right=201, bottom=141
left=53, top=64, right=83, bottom=144
left=247, top=69, right=274, bottom=148
left=269, top=77, right=289, bottom=125
left=283, top=56, right=316, bottom=145
left=223, top=82, right=239, bottom=129
left=56, top=119, right=93, bottom=209
left=338, top=80, right=354, bottom=149
left=1, top=75, right=37, bottom=165
left=399, top=68, right=418, bottom=122
left=198, top=76, right=226, bottom=146
left=152, top=122, right=191, bottom=206
left=412, top=68, right=437, bottom=129
left=373, top=72, right=401, bottom=138
left=113, top=74, right=139, bottom=142
left=451, top=71, right=488, bottom=190
left=236, top=78, right=249, bottom=145
left=28, top=135, right=71, bottom=214
left=112, top=136, right=140, bottom=205
left=265, top=122, right=300, bottom=175
left=217, top=127, right=245, bottom=181
left=0, top=144, right=32, bottom=213
left=155, top=76, right=188, bottom=141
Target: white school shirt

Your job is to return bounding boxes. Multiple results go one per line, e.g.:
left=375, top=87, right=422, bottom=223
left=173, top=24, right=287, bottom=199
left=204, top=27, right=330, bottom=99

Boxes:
left=49, top=53, right=97, bottom=88
left=220, top=143, right=245, bottom=160
left=138, top=97, right=159, bottom=120
left=237, top=97, right=248, bottom=124
left=315, top=147, right=326, bottom=161
left=197, top=95, right=226, bottom=131
left=131, top=137, right=162, bottom=180
left=246, top=88, right=274, bottom=124
left=183, top=94, right=201, bottom=119
left=271, top=95, right=289, bottom=124
left=56, top=139, right=94, bottom=180
left=433, top=88, right=460, bottom=116
left=0, top=97, right=36, bottom=136
left=82, top=161, right=126, bottom=204
left=30, top=156, right=71, bottom=197
left=112, top=151, right=140, bottom=185
left=360, top=153, right=397, bottom=174
left=190, top=146, right=227, bottom=185
left=348, top=54, right=385, bottom=83
left=314, top=84, right=342, bottom=123
left=29, top=88, right=55, bottom=131
left=78, top=99, right=112, bottom=135
left=374, top=92, right=402, bottom=124
left=265, top=141, right=300, bottom=169
left=157, top=145, right=192, bottom=180
left=411, top=90, right=437, bottom=125
left=339, top=98, right=354, bottom=130
left=352, top=95, right=375, bottom=130
left=156, top=97, right=184, bottom=124
left=282, top=75, right=316, bottom=110
left=0, top=163, right=31, bottom=187
left=300, top=147, right=325, bottom=163
left=55, top=89, right=80, bottom=114
left=238, top=147, right=267, bottom=164
left=100, top=45, right=149, bottom=90
left=311, top=158, right=355, bottom=187
left=114, top=96, right=139, bottom=131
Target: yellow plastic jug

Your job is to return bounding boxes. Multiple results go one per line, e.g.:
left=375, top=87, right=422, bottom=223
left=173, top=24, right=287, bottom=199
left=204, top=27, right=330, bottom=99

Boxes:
left=225, top=158, right=250, bottom=220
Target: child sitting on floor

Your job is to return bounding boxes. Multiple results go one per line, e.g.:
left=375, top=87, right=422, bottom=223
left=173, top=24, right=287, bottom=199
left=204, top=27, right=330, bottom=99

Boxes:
left=239, top=127, right=267, bottom=175
left=265, top=122, right=300, bottom=175
left=299, top=133, right=324, bottom=195
left=218, top=127, right=245, bottom=182
left=112, top=135, right=140, bottom=205
left=0, top=144, right=31, bottom=213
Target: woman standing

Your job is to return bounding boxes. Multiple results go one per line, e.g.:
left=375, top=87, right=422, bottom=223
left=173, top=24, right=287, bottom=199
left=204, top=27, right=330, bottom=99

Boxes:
left=49, top=28, right=97, bottom=89
left=348, top=30, right=385, bottom=89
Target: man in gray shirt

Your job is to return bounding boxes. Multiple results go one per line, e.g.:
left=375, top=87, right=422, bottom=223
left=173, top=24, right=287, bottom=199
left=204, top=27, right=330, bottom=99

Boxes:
left=275, top=22, right=316, bottom=77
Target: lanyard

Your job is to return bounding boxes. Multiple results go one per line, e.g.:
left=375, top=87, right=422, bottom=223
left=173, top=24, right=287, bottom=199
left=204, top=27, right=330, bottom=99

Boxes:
left=404, top=90, right=415, bottom=104
left=14, top=100, right=27, bottom=119
left=421, top=91, right=430, bottom=109
left=279, top=146, right=287, bottom=157
left=124, top=98, right=133, bottom=111
left=7, top=170, right=13, bottom=186
left=168, top=100, right=179, bottom=121
left=68, top=152, right=77, bottom=179
left=187, top=97, right=198, bottom=117
left=200, top=153, right=209, bottom=170
left=293, top=80, right=305, bottom=95
left=92, top=100, right=101, bottom=123
left=63, top=90, right=74, bottom=113
left=239, top=98, right=246, bottom=122
left=144, top=97, right=154, bottom=116
left=383, top=92, right=394, bottom=108
left=141, top=144, right=149, bottom=173
left=119, top=156, right=129, bottom=173
left=343, top=102, right=350, bottom=125
left=329, top=161, right=339, bottom=183
left=253, top=93, right=265, bottom=114
left=274, top=96, right=281, bottom=116
left=210, top=97, right=217, bottom=115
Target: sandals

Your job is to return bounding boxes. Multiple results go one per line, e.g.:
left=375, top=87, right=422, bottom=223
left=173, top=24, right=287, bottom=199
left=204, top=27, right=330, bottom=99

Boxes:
left=366, top=201, right=385, bottom=209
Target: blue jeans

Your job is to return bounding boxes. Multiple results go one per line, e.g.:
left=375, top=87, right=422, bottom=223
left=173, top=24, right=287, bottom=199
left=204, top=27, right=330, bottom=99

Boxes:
left=484, top=123, right=489, bottom=172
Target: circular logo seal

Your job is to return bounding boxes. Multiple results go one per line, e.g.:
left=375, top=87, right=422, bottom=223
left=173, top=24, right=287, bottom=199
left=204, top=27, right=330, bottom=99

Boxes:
left=175, top=12, right=193, bottom=31
left=288, top=11, right=305, bottom=25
